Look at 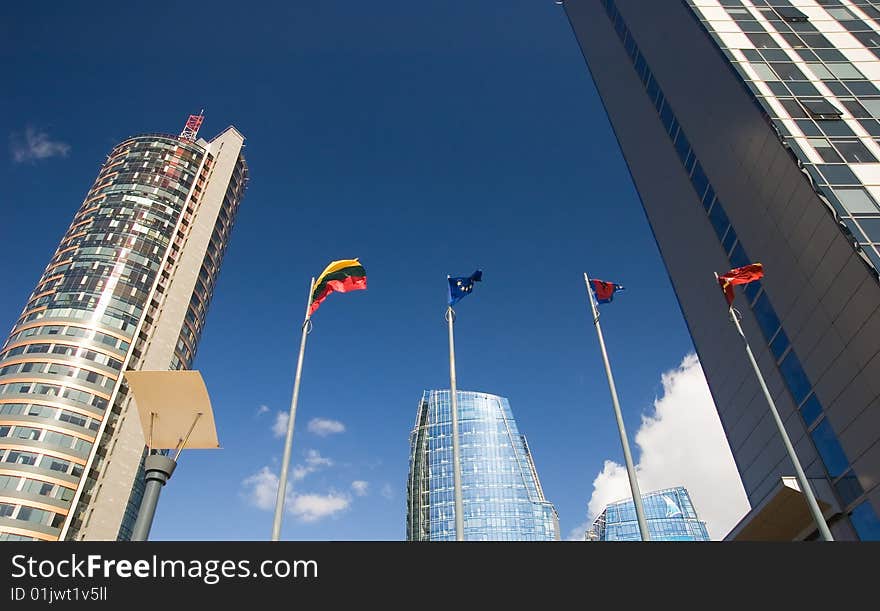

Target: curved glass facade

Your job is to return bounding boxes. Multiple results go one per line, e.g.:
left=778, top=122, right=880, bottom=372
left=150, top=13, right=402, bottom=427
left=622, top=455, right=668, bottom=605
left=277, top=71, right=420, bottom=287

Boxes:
left=587, top=486, right=710, bottom=541
left=0, top=128, right=247, bottom=541
left=407, top=390, right=560, bottom=541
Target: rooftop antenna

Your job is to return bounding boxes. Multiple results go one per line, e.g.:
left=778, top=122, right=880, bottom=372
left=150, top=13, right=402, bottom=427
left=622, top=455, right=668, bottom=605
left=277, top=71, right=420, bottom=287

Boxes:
left=180, top=109, right=205, bottom=141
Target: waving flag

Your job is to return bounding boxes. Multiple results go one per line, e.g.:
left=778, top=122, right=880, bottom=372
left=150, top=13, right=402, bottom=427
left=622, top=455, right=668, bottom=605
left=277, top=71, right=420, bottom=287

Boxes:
left=448, top=270, right=483, bottom=306
left=309, top=258, right=367, bottom=316
left=590, top=279, right=624, bottom=304
left=717, top=263, right=763, bottom=306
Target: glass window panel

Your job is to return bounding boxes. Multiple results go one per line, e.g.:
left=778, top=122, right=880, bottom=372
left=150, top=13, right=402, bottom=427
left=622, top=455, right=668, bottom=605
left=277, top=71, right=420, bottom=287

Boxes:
left=750, top=62, right=778, bottom=81
left=780, top=98, right=808, bottom=118
left=806, top=63, right=834, bottom=80
left=798, top=98, right=843, bottom=118
left=844, top=81, right=879, bottom=96
left=834, top=472, right=864, bottom=507
left=767, top=81, right=791, bottom=97
left=771, top=63, right=807, bottom=81
left=744, top=279, right=761, bottom=303
left=788, top=81, right=820, bottom=97
left=722, top=225, right=738, bottom=253
left=828, top=63, right=866, bottom=80
left=774, top=6, right=808, bottom=22
left=708, top=200, right=730, bottom=240
left=795, top=120, right=822, bottom=136
left=729, top=240, right=750, bottom=269
left=808, top=138, right=843, bottom=162
left=760, top=49, right=790, bottom=63
left=861, top=99, right=880, bottom=118
left=748, top=33, right=780, bottom=49
left=840, top=98, right=869, bottom=118
left=751, top=291, right=781, bottom=340
left=799, top=393, right=823, bottom=427
left=850, top=500, right=880, bottom=541
left=826, top=7, right=856, bottom=21
left=691, top=162, right=709, bottom=199
left=796, top=49, right=819, bottom=62
left=857, top=218, right=880, bottom=241
left=810, top=418, right=850, bottom=478
left=831, top=139, right=877, bottom=162
left=779, top=350, right=812, bottom=405
left=817, top=163, right=859, bottom=184
left=769, top=326, right=790, bottom=360
left=834, top=189, right=880, bottom=214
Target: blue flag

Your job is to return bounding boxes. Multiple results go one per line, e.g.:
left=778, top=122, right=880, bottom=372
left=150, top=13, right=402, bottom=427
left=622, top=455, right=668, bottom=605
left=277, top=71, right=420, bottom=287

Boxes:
left=448, top=270, right=483, bottom=306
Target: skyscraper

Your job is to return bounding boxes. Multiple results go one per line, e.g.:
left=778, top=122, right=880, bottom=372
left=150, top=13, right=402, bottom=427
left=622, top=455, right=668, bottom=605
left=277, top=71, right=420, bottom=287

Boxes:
left=0, top=117, right=247, bottom=541
left=563, top=0, right=880, bottom=540
left=407, top=390, right=560, bottom=541
left=586, top=486, right=711, bottom=541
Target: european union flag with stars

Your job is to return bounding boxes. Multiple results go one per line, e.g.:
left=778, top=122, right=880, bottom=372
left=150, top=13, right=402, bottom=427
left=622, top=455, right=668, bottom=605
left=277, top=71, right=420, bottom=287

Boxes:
left=448, top=270, right=483, bottom=306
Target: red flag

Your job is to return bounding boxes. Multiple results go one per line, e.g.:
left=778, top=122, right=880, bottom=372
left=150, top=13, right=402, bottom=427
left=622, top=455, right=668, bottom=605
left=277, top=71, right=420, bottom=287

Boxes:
left=718, top=263, right=764, bottom=306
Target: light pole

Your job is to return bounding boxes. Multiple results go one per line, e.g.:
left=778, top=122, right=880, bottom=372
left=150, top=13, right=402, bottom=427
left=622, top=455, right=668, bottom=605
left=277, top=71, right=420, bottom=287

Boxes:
left=124, top=370, right=220, bottom=541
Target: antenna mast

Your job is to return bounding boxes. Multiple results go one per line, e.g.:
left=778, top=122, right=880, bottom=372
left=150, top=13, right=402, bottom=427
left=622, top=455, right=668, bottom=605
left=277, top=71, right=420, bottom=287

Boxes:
left=180, top=110, right=205, bottom=141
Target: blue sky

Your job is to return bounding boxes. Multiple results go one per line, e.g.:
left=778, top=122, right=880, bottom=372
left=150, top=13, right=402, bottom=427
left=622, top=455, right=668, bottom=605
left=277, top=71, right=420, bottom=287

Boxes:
left=1, top=1, right=747, bottom=540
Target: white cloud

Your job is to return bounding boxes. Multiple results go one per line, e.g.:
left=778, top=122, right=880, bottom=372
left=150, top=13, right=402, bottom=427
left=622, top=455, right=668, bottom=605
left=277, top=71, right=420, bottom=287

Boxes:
left=307, top=417, right=346, bottom=437
left=241, top=467, right=351, bottom=523
left=11, top=127, right=70, bottom=163
left=256, top=405, right=270, bottom=416
left=289, top=492, right=351, bottom=522
left=241, top=467, right=282, bottom=511
left=583, top=353, right=750, bottom=540
left=351, top=481, right=369, bottom=496
left=292, top=449, right=334, bottom=481
left=272, top=411, right=289, bottom=438
left=381, top=483, right=393, bottom=500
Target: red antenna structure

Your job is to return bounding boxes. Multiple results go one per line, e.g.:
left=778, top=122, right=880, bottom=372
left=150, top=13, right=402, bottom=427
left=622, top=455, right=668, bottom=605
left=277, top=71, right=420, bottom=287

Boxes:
left=180, top=110, right=205, bottom=141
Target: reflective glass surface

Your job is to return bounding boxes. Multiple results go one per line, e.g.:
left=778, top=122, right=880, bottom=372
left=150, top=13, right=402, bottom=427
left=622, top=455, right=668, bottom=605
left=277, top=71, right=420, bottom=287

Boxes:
left=407, top=390, right=559, bottom=541
left=587, top=486, right=710, bottom=541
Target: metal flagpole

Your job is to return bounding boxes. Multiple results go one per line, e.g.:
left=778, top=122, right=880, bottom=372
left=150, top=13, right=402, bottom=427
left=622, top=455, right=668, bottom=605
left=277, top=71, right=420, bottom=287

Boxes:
left=716, top=273, right=833, bottom=541
left=272, top=277, right=315, bottom=541
left=583, top=273, right=650, bottom=541
left=446, top=305, right=465, bottom=541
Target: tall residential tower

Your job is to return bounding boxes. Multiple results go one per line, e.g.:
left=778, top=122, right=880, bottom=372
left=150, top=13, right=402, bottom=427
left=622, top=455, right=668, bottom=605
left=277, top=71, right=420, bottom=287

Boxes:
left=0, top=117, right=247, bottom=541
left=407, top=390, right=560, bottom=541
left=564, top=0, right=880, bottom=539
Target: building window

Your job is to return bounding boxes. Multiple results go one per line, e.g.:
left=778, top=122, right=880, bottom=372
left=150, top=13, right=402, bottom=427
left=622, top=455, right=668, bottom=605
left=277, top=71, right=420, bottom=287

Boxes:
left=778, top=351, right=811, bottom=406
left=834, top=189, right=880, bottom=214
left=799, top=394, right=823, bottom=428
left=798, top=99, right=843, bottom=120
left=810, top=418, right=850, bottom=478
left=830, top=139, right=876, bottom=163
left=774, top=7, right=808, bottom=22
left=850, top=501, right=880, bottom=540
left=808, top=138, right=843, bottom=162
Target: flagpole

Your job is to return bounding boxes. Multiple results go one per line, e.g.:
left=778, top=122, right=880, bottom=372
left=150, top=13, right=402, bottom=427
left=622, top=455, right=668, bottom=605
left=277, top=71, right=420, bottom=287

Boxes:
left=446, top=305, right=465, bottom=541
left=271, top=276, right=315, bottom=541
left=715, top=273, right=833, bottom=541
left=583, top=273, right=650, bottom=541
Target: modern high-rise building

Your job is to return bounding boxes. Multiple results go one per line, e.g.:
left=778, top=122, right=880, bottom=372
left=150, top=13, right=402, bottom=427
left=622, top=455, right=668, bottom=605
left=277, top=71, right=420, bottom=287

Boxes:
left=407, top=390, right=560, bottom=541
left=563, top=0, right=880, bottom=540
left=0, top=117, right=247, bottom=541
left=586, top=486, right=711, bottom=541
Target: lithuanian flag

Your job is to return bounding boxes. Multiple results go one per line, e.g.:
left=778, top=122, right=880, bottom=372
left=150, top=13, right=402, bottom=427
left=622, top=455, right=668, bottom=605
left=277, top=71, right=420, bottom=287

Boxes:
left=309, top=259, right=367, bottom=316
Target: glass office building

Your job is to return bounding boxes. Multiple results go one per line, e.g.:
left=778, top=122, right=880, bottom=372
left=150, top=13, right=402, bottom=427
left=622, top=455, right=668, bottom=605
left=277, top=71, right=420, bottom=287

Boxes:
left=0, top=121, right=247, bottom=541
left=586, top=486, right=710, bottom=541
left=407, top=390, right=560, bottom=541
left=564, top=0, right=880, bottom=539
